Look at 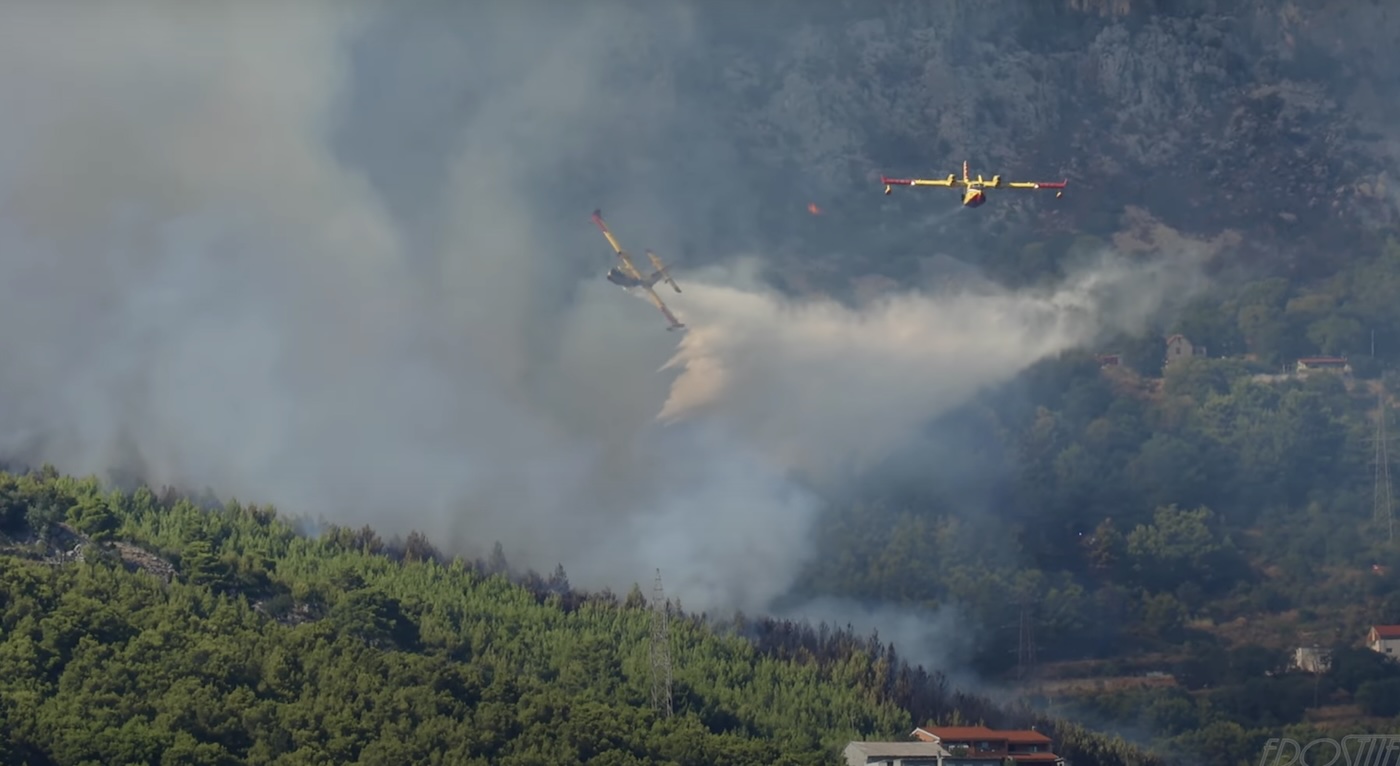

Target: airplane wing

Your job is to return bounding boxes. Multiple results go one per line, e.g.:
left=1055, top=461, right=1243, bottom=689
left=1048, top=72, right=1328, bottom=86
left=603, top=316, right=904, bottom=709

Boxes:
left=1001, top=178, right=1068, bottom=199
left=645, top=249, right=681, bottom=293
left=641, top=285, right=685, bottom=331
left=880, top=174, right=960, bottom=194
left=1004, top=179, right=1069, bottom=193
left=591, top=208, right=645, bottom=280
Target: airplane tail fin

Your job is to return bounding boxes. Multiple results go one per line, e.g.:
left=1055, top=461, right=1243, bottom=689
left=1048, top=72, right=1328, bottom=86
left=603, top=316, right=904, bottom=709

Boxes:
left=962, top=160, right=970, bottom=185
left=646, top=250, right=681, bottom=293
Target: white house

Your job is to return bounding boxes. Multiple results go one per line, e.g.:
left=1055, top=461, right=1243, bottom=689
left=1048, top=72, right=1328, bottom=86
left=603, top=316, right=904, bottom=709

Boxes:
left=844, top=741, right=950, bottom=766
left=1292, top=646, right=1331, bottom=674
left=1164, top=333, right=1207, bottom=367
left=1295, top=356, right=1352, bottom=376
left=1367, top=625, right=1400, bottom=657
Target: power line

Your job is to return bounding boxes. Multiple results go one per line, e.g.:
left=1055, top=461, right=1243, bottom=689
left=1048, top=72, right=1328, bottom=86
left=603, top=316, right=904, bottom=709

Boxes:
left=649, top=568, right=674, bottom=718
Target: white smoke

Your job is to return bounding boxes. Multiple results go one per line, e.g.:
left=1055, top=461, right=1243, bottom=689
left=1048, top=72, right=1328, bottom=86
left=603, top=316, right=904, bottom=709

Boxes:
left=657, top=253, right=1200, bottom=483
left=0, top=2, right=1206, bottom=622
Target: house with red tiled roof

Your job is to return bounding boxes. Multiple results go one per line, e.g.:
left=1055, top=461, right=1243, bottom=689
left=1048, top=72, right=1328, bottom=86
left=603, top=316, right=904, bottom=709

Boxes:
left=1367, top=625, right=1400, bottom=658
left=910, top=726, right=1065, bottom=765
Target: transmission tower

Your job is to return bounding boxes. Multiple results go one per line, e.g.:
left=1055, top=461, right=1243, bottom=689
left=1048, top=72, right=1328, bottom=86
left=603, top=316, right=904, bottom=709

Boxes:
left=1016, top=599, right=1037, bottom=682
left=1004, top=595, right=1039, bottom=688
left=1375, top=389, right=1395, bottom=544
left=649, top=569, right=674, bottom=718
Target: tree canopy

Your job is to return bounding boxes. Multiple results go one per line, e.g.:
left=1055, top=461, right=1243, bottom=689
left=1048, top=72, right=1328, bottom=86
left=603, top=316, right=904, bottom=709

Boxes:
left=0, top=469, right=1161, bottom=766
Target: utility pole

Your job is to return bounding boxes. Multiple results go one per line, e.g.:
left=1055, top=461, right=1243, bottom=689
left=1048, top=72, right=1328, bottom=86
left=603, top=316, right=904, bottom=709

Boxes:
left=1374, top=389, right=1395, bottom=544
left=649, top=569, right=674, bottom=718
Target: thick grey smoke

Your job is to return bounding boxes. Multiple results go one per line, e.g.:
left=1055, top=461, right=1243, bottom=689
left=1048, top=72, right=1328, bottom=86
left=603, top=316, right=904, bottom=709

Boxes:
left=0, top=2, right=1204, bottom=622
left=771, top=595, right=978, bottom=690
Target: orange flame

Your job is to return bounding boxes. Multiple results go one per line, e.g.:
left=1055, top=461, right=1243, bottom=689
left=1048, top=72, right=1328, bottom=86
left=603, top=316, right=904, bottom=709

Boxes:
left=807, top=202, right=822, bottom=216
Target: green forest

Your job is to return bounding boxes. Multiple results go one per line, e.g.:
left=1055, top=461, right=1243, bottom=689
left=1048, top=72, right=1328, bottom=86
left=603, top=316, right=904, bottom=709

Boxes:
left=794, top=236, right=1400, bottom=765
left=0, top=469, right=1162, bottom=766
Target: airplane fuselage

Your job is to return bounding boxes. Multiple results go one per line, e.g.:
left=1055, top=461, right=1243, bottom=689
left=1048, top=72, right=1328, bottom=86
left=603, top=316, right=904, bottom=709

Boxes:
left=962, top=188, right=986, bottom=207
left=606, top=267, right=645, bottom=288
left=607, top=266, right=671, bottom=290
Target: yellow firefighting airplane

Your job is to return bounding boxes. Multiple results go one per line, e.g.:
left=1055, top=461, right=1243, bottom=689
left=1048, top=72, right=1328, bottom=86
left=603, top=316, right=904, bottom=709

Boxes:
left=590, top=209, right=685, bottom=331
left=880, top=160, right=1067, bottom=208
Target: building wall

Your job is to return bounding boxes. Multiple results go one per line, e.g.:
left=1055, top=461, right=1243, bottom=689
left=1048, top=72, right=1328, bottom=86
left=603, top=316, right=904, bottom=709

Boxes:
left=1296, top=360, right=1351, bottom=375
left=843, top=742, right=950, bottom=766
left=1293, top=647, right=1331, bottom=673
left=1369, top=637, right=1400, bottom=656
left=1165, top=335, right=1206, bottom=366
left=843, top=756, right=942, bottom=766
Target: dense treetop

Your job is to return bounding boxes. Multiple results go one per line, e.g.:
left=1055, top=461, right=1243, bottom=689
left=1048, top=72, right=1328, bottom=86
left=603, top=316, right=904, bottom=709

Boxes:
left=0, top=468, right=1162, bottom=766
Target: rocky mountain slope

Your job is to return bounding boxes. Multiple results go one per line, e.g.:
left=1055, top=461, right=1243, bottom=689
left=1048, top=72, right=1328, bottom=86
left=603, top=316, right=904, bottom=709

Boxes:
left=347, top=1, right=1399, bottom=293
left=673, top=0, right=1400, bottom=282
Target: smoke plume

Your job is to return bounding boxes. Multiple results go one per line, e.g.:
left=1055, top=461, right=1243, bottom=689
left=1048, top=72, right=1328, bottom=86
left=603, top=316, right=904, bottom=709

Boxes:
left=0, top=2, right=1204, bottom=623
left=657, top=253, right=1196, bottom=485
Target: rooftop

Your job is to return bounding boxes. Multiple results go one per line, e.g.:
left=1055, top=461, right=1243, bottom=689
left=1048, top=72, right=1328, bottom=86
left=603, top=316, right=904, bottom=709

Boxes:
left=913, top=726, right=1053, bottom=745
left=1297, top=356, right=1348, bottom=364
left=845, top=741, right=950, bottom=759
left=914, top=725, right=995, bottom=740
left=1372, top=625, right=1400, bottom=639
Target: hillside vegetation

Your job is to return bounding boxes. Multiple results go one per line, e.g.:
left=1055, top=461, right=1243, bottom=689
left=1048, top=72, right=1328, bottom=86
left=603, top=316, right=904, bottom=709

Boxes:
left=795, top=233, right=1400, bottom=764
left=5, top=242, right=1397, bottom=766
left=0, top=468, right=1160, bottom=766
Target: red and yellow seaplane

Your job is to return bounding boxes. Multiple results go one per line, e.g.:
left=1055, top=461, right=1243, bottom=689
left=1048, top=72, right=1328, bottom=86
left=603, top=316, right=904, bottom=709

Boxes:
left=590, top=209, right=685, bottom=332
left=880, top=160, right=1067, bottom=208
